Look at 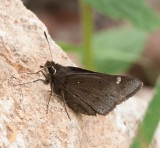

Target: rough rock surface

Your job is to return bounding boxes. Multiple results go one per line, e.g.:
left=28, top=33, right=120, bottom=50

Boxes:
left=0, top=0, right=158, bottom=148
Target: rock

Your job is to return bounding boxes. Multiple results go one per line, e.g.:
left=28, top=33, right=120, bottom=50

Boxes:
left=0, top=0, right=157, bottom=147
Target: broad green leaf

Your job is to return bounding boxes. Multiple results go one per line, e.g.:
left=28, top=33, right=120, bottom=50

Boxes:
left=84, top=0, right=160, bottom=31
left=131, top=77, right=160, bottom=148
left=93, top=27, right=148, bottom=73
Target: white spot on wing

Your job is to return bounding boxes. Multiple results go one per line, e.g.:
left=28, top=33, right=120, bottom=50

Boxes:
left=116, top=77, right=121, bottom=84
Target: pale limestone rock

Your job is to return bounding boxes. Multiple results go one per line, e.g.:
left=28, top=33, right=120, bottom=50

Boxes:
left=0, top=0, right=158, bottom=147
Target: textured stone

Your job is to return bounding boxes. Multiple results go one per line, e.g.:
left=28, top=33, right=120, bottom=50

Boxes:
left=0, top=0, right=158, bottom=147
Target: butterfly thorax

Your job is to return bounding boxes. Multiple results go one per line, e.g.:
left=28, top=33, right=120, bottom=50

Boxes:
left=44, top=61, right=68, bottom=95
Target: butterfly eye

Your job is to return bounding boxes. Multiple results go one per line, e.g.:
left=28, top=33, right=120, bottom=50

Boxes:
left=48, top=66, right=56, bottom=75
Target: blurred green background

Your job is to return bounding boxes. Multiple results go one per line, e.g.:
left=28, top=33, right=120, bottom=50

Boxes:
left=22, top=0, right=160, bottom=147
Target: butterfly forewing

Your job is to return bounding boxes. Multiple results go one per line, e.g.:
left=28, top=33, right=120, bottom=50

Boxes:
left=44, top=62, right=142, bottom=116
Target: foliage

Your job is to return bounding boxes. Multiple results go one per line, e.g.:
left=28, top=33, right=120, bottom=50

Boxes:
left=84, top=0, right=160, bottom=31
left=93, top=27, right=148, bottom=73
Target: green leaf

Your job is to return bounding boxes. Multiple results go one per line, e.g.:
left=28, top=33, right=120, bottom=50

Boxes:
left=93, top=27, right=148, bottom=73
left=131, top=77, right=160, bottom=148
left=84, top=0, right=160, bottom=31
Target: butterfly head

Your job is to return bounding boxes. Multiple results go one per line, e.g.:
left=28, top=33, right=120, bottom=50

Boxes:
left=43, top=61, right=57, bottom=75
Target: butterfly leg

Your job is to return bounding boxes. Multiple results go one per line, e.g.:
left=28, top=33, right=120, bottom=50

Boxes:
left=21, top=69, right=44, bottom=75
left=46, top=84, right=53, bottom=114
left=15, top=79, right=47, bottom=86
left=21, top=69, right=48, bottom=79
left=60, top=91, right=71, bottom=120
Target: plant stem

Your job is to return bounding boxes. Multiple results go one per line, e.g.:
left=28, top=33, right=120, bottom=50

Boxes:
left=79, top=0, right=94, bottom=69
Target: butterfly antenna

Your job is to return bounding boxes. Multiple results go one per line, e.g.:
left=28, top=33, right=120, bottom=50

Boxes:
left=44, top=31, right=54, bottom=61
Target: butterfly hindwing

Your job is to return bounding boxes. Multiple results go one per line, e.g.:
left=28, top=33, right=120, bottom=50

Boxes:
left=62, top=67, right=142, bottom=115
left=63, top=89, right=97, bottom=115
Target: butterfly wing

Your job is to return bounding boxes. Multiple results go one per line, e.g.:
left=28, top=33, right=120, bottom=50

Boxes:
left=63, top=70, right=142, bottom=115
